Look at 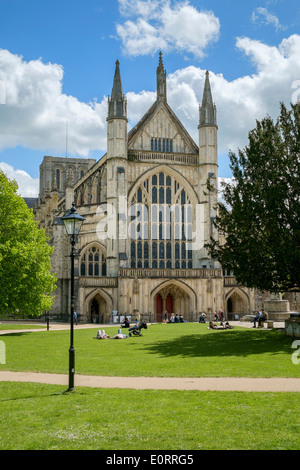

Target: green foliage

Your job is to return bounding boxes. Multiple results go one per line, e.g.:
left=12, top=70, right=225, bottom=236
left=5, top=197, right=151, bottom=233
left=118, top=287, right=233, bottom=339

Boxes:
left=207, top=103, right=300, bottom=291
left=0, top=170, right=56, bottom=316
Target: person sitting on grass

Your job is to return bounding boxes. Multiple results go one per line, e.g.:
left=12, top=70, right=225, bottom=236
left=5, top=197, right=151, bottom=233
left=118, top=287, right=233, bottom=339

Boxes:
left=121, top=317, right=130, bottom=328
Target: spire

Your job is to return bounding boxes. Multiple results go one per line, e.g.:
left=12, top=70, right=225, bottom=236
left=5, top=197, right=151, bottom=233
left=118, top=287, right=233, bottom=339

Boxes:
left=199, top=70, right=217, bottom=128
left=108, top=60, right=127, bottom=120
left=111, top=60, right=123, bottom=100
left=156, top=51, right=167, bottom=102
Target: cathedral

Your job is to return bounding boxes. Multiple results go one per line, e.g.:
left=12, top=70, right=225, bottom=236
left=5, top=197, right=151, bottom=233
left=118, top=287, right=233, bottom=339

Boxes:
left=34, top=54, right=257, bottom=323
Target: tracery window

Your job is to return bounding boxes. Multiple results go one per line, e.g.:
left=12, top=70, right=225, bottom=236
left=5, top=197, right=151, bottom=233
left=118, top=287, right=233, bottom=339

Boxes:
left=151, top=138, right=173, bottom=152
left=80, top=246, right=106, bottom=277
left=129, top=171, right=193, bottom=269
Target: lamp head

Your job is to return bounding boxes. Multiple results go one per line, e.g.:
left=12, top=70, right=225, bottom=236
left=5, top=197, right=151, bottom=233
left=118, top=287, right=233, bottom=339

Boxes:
left=61, top=203, right=85, bottom=237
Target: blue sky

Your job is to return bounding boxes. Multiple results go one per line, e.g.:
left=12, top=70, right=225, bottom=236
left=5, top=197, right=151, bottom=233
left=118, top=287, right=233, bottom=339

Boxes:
left=0, top=0, right=299, bottom=196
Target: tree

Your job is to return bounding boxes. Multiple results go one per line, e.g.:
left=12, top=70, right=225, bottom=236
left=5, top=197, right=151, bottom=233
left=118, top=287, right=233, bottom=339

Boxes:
left=207, top=102, right=300, bottom=292
left=0, top=170, right=56, bottom=316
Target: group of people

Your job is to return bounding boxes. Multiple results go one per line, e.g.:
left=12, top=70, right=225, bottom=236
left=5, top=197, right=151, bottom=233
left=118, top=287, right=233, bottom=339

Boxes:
left=95, top=311, right=145, bottom=339
left=120, top=312, right=141, bottom=329
left=214, top=310, right=225, bottom=322
left=93, top=306, right=269, bottom=339
left=96, top=329, right=130, bottom=339
left=199, top=310, right=224, bottom=324
left=251, top=308, right=268, bottom=328
left=163, top=312, right=185, bottom=323
left=208, top=321, right=234, bottom=330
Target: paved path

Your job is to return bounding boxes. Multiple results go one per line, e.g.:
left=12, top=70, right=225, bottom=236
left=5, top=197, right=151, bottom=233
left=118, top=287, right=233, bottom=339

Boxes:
left=1, top=371, right=300, bottom=392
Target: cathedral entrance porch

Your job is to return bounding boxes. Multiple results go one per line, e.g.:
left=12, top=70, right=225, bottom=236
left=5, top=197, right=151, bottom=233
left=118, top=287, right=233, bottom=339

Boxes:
left=89, top=294, right=107, bottom=324
left=152, top=280, right=196, bottom=323
left=225, top=288, right=250, bottom=320
left=84, top=289, right=113, bottom=324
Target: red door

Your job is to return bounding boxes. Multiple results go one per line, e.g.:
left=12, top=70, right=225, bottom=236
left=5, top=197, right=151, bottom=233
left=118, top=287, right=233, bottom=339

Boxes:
left=166, top=294, right=173, bottom=314
left=156, top=294, right=163, bottom=322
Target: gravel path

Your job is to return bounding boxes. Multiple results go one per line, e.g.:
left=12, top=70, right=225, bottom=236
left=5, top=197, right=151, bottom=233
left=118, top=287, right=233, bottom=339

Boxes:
left=1, top=371, right=300, bottom=392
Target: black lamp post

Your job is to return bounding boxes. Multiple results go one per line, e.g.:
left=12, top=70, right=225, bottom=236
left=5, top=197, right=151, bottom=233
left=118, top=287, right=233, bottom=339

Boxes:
left=61, top=203, right=85, bottom=391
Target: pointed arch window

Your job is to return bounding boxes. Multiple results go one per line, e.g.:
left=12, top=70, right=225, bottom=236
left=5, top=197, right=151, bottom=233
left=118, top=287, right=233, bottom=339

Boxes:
left=80, top=246, right=106, bottom=277
left=56, top=169, right=61, bottom=190
left=129, top=171, right=195, bottom=269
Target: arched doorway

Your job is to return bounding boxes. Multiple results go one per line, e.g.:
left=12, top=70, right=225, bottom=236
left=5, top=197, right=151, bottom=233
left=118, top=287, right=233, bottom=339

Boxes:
left=226, top=288, right=250, bottom=320
left=227, top=298, right=233, bottom=315
left=89, top=293, right=107, bottom=324
left=156, top=293, right=174, bottom=322
left=152, top=281, right=196, bottom=322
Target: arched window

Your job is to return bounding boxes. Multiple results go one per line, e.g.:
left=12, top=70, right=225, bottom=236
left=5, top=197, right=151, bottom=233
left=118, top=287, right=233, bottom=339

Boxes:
left=56, top=169, right=60, bottom=190
left=129, top=171, right=194, bottom=269
left=80, top=246, right=106, bottom=277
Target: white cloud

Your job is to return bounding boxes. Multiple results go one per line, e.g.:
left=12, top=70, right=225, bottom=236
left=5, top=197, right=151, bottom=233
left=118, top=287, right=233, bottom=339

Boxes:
left=0, top=49, right=108, bottom=157
left=127, top=90, right=156, bottom=122
left=161, top=3, right=220, bottom=57
left=252, top=7, right=285, bottom=32
left=116, top=0, right=220, bottom=58
left=118, top=0, right=162, bottom=19
left=0, top=79, right=5, bottom=104
left=1, top=33, right=300, bottom=196
left=117, top=19, right=168, bottom=56
left=0, top=162, right=39, bottom=197
left=218, top=177, right=235, bottom=206
left=162, top=34, right=300, bottom=156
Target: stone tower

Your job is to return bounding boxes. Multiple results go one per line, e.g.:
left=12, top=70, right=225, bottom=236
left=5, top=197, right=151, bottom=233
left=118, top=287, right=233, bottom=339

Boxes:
left=198, top=70, right=219, bottom=266
left=106, top=60, right=128, bottom=277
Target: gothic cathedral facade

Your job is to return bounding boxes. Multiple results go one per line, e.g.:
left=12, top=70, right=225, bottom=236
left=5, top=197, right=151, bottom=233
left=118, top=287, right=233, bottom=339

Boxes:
left=34, top=54, right=257, bottom=323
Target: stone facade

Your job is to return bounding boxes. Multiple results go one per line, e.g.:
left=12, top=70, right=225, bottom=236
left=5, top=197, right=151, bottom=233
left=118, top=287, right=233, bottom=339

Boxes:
left=34, top=54, right=257, bottom=323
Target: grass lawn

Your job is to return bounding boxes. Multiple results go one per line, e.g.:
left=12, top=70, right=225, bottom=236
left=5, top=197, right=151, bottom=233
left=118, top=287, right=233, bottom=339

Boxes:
left=0, top=382, right=299, bottom=450
left=0, top=322, right=298, bottom=378
left=0, top=323, right=299, bottom=450
left=0, top=323, right=45, bottom=331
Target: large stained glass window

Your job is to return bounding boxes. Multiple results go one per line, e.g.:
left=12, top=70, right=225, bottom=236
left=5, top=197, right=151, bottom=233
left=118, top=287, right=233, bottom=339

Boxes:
left=129, top=171, right=194, bottom=269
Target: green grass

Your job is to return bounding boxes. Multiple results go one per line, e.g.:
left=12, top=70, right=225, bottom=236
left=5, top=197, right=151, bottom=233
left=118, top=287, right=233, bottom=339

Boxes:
left=0, top=323, right=298, bottom=378
left=0, top=382, right=299, bottom=450
left=0, top=323, right=45, bottom=331
left=0, top=323, right=299, bottom=450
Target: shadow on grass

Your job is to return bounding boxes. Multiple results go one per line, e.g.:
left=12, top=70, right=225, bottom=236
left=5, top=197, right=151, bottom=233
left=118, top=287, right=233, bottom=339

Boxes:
left=0, top=332, right=35, bottom=337
left=144, top=329, right=291, bottom=359
left=0, top=391, right=65, bottom=403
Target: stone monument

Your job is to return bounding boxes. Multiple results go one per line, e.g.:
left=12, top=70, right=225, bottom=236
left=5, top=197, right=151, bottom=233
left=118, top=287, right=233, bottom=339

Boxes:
left=263, top=292, right=290, bottom=321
